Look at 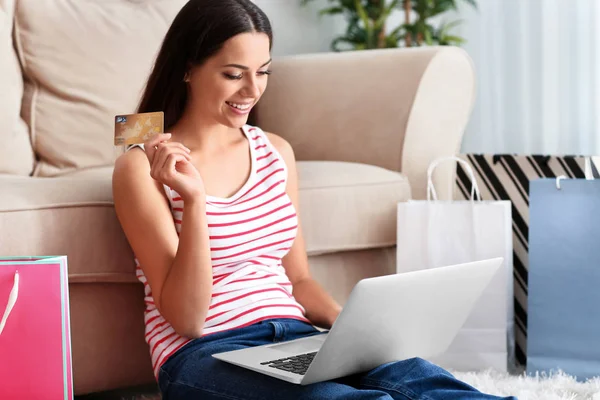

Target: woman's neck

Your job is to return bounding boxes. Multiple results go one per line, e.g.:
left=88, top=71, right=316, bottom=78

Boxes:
left=169, top=111, right=242, bottom=152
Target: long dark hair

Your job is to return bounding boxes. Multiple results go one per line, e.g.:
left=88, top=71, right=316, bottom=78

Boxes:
left=137, top=0, right=272, bottom=130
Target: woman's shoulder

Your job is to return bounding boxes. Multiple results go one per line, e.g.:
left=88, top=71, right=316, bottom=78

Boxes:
left=113, top=146, right=149, bottom=182
left=112, top=146, right=165, bottom=201
left=246, top=124, right=295, bottom=162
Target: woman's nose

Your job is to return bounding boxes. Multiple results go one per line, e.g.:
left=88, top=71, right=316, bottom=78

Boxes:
left=242, top=76, right=261, bottom=98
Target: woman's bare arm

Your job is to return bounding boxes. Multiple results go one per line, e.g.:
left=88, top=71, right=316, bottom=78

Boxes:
left=112, top=147, right=213, bottom=338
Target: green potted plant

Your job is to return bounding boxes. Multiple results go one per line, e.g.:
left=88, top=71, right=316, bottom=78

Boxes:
left=301, top=0, right=477, bottom=51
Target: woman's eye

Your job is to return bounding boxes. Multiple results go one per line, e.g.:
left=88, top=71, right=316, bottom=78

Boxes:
left=223, top=70, right=271, bottom=80
left=224, top=73, right=242, bottom=80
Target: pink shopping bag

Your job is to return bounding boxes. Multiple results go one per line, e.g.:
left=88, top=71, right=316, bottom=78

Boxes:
left=0, top=256, right=73, bottom=400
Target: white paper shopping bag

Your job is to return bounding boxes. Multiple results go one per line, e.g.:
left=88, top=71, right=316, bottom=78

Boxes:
left=397, top=156, right=514, bottom=372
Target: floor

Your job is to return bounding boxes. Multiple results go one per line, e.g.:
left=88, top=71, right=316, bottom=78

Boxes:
left=73, top=369, right=600, bottom=400
left=74, top=384, right=160, bottom=400
left=453, top=369, right=600, bottom=400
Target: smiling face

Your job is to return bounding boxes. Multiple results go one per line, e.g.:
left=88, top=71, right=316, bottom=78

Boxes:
left=186, top=32, right=272, bottom=129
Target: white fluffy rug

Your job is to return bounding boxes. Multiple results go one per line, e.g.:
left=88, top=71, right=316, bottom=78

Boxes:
left=128, top=369, right=600, bottom=400
left=452, top=369, right=600, bottom=400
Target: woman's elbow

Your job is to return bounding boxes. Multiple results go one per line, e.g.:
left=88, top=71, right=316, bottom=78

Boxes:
left=172, top=320, right=204, bottom=339
left=158, top=294, right=208, bottom=339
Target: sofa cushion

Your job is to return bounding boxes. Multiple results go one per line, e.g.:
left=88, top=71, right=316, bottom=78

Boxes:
left=0, top=0, right=35, bottom=175
left=0, top=161, right=409, bottom=281
left=0, top=173, right=135, bottom=283
left=13, top=0, right=187, bottom=177
left=298, top=161, right=410, bottom=255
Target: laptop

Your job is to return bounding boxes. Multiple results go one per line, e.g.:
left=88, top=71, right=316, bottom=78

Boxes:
left=212, top=257, right=503, bottom=385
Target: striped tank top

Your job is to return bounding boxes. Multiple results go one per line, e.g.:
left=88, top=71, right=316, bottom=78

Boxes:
left=130, top=125, right=310, bottom=378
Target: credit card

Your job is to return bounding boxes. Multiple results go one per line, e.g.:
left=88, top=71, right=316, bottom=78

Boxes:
left=114, top=111, right=164, bottom=146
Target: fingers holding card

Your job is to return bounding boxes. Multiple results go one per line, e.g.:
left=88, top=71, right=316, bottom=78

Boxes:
left=143, top=133, right=173, bottom=164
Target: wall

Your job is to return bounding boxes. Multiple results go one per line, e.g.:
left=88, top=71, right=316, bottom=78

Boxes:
left=253, top=0, right=344, bottom=56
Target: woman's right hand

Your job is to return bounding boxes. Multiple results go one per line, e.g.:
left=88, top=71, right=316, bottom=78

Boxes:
left=144, top=133, right=205, bottom=202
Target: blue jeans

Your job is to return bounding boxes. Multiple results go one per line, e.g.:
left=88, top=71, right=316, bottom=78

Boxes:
left=158, top=318, right=517, bottom=399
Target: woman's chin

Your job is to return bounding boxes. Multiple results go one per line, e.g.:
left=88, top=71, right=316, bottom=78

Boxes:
left=222, top=115, right=250, bottom=129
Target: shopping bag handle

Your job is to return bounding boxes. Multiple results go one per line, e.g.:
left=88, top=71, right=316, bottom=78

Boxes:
left=427, top=156, right=482, bottom=201
left=0, top=271, right=19, bottom=336
left=584, top=157, right=595, bottom=180
left=557, top=157, right=596, bottom=189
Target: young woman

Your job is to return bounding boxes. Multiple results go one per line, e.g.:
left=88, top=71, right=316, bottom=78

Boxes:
left=112, top=1, right=517, bottom=398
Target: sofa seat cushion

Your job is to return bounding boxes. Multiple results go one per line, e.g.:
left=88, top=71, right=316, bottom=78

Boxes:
left=298, top=161, right=410, bottom=255
left=0, top=161, right=409, bottom=282
left=0, top=173, right=135, bottom=283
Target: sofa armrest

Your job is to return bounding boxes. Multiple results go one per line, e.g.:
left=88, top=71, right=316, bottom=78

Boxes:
left=252, top=46, right=475, bottom=200
left=400, top=47, right=475, bottom=200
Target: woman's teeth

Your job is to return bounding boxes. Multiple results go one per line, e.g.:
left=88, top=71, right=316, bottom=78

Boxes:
left=226, top=102, right=251, bottom=110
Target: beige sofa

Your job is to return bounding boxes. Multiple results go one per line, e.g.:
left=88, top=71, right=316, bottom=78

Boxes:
left=0, top=0, right=475, bottom=395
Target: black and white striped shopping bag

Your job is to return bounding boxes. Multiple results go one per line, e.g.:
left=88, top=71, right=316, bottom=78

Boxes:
left=454, top=154, right=600, bottom=368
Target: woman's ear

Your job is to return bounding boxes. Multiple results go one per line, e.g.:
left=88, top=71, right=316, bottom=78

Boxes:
left=183, top=62, right=193, bottom=82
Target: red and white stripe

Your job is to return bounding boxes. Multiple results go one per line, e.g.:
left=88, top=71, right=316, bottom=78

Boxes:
left=134, top=125, right=310, bottom=378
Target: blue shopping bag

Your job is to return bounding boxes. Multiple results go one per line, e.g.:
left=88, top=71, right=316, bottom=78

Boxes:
left=527, top=178, right=600, bottom=380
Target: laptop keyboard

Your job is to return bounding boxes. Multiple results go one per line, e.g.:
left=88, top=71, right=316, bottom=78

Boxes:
left=259, top=352, right=317, bottom=375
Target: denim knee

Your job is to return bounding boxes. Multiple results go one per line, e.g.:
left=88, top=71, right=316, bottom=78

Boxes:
left=367, top=357, right=453, bottom=383
left=406, top=357, right=454, bottom=377
left=407, top=357, right=443, bottom=371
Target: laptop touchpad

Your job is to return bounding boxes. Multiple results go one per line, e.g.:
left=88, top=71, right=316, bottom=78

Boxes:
left=269, top=336, right=326, bottom=354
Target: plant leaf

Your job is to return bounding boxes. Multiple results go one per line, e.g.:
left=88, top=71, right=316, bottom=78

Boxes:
left=319, top=6, right=345, bottom=15
left=443, top=35, right=466, bottom=44
left=332, top=36, right=365, bottom=51
left=424, top=27, right=434, bottom=45
left=355, top=0, right=376, bottom=47
left=385, top=34, right=401, bottom=47
left=314, top=0, right=477, bottom=50
left=461, top=0, right=477, bottom=9
left=354, top=0, right=371, bottom=27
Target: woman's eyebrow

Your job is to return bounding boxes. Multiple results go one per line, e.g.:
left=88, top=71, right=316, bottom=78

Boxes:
left=222, top=59, right=272, bottom=70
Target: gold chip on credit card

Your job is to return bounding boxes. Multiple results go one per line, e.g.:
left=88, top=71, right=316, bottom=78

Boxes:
left=114, top=111, right=164, bottom=146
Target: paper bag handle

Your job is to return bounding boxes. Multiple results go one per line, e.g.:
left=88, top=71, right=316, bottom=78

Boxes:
left=0, top=271, right=19, bottom=335
left=584, top=157, right=595, bottom=180
left=427, top=156, right=482, bottom=201
left=556, top=157, right=596, bottom=189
